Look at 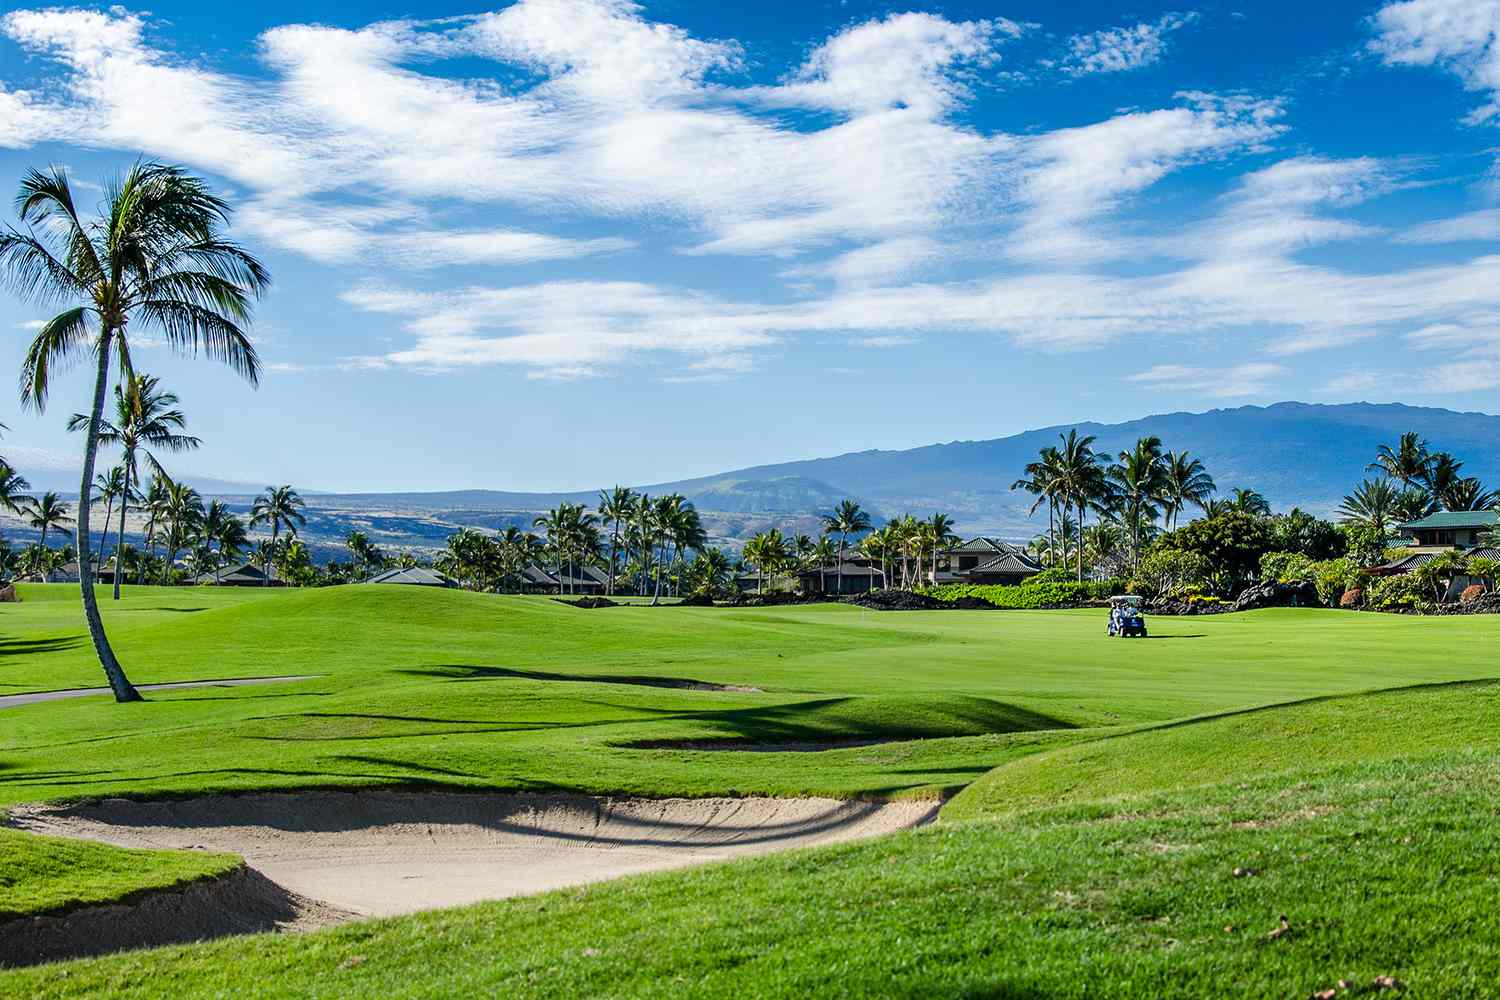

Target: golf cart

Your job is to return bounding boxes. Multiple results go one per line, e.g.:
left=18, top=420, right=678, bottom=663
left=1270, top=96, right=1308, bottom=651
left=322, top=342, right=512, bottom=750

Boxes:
left=1107, top=595, right=1147, bottom=638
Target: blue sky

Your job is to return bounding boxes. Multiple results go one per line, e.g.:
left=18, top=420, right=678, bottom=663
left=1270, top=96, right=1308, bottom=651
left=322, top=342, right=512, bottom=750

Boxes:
left=3, top=0, right=1500, bottom=492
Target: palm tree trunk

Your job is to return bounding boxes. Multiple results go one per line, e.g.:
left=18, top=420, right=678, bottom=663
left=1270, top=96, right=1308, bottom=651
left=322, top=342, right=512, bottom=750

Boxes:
left=97, top=496, right=113, bottom=577
left=1048, top=500, right=1056, bottom=566
left=113, top=467, right=129, bottom=600
left=1077, top=499, right=1086, bottom=583
left=267, top=523, right=278, bottom=585
left=75, top=331, right=141, bottom=703
left=836, top=534, right=846, bottom=597
left=607, top=521, right=619, bottom=596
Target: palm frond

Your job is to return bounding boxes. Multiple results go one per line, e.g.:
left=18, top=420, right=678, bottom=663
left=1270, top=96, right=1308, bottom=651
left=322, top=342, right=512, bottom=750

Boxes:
left=15, top=165, right=104, bottom=284
left=136, top=299, right=261, bottom=386
left=0, top=229, right=88, bottom=304
left=18, top=306, right=94, bottom=412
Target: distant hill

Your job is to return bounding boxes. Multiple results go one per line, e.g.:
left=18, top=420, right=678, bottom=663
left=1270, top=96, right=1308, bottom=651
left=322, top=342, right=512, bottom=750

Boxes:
left=307, top=402, right=1500, bottom=538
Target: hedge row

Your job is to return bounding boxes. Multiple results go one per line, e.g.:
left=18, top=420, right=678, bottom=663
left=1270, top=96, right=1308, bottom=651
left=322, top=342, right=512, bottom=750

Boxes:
left=924, top=579, right=1127, bottom=609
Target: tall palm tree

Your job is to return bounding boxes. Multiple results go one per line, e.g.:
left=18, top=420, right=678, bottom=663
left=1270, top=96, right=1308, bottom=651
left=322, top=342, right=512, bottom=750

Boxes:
left=68, top=373, right=200, bottom=600
left=1423, top=452, right=1464, bottom=506
left=90, top=466, right=126, bottom=578
left=1370, top=432, right=1432, bottom=490
left=821, top=499, right=872, bottom=596
left=598, top=486, right=635, bottom=596
left=2, top=162, right=267, bottom=701
left=1107, top=436, right=1166, bottom=572
left=1013, top=447, right=1066, bottom=565
left=158, top=480, right=204, bottom=584
left=1051, top=430, right=1108, bottom=582
left=1160, top=450, right=1216, bottom=531
left=925, top=512, right=959, bottom=586
left=249, top=486, right=305, bottom=586
left=1441, top=477, right=1498, bottom=512
left=137, top=475, right=169, bottom=587
left=25, top=492, right=73, bottom=569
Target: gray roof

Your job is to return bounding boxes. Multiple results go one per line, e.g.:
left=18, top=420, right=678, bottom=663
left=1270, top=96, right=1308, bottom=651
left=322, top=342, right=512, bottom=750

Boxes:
left=193, top=562, right=278, bottom=585
left=963, top=549, right=1042, bottom=576
left=522, top=564, right=558, bottom=585
left=948, top=536, right=1018, bottom=555
left=366, top=567, right=456, bottom=587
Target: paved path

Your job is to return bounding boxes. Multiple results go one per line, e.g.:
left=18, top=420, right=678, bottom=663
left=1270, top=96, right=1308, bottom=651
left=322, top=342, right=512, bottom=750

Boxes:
left=0, top=675, right=319, bottom=709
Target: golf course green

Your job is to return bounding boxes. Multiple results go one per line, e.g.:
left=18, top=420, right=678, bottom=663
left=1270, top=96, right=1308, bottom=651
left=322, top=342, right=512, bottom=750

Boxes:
left=3, top=583, right=1498, bottom=997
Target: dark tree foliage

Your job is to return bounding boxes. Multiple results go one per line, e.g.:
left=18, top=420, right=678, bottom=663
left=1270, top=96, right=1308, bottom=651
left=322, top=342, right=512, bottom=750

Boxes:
left=1269, top=508, right=1346, bottom=561
left=1152, top=511, right=1275, bottom=593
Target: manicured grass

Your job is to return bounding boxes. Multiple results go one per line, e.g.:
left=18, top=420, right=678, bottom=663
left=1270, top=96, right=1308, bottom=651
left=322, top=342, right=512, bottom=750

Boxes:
left=0, top=828, right=238, bottom=919
left=8, top=744, right=1499, bottom=997
left=2, top=583, right=1499, bottom=993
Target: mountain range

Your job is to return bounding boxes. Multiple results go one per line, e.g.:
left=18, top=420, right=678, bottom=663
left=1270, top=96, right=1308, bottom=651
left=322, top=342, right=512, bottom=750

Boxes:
left=11, top=402, right=1499, bottom=554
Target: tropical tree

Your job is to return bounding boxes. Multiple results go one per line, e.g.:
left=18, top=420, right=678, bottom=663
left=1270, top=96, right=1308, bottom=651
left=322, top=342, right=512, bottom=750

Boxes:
left=1439, top=477, right=1498, bottom=512
left=24, top=491, right=72, bottom=578
left=202, top=499, right=247, bottom=584
left=0, top=462, right=33, bottom=542
left=3, top=162, right=268, bottom=701
left=1012, top=448, right=1063, bottom=565
left=859, top=524, right=896, bottom=589
left=686, top=547, right=733, bottom=598
left=1226, top=487, right=1272, bottom=517
left=598, top=486, right=635, bottom=596
left=1160, top=450, right=1216, bottom=531
left=924, top=512, right=959, bottom=585
left=1337, top=478, right=1399, bottom=534
left=1051, top=430, right=1108, bottom=581
left=158, top=479, right=204, bottom=583
left=249, top=486, right=305, bottom=585
left=1422, top=452, right=1463, bottom=504
left=1107, top=436, right=1166, bottom=572
left=1370, top=432, right=1432, bottom=490
left=345, top=530, right=383, bottom=580
left=742, top=529, right=789, bottom=593
left=820, top=499, right=872, bottom=596
left=69, top=373, right=200, bottom=599
left=89, top=466, right=127, bottom=578
left=137, top=475, right=169, bottom=586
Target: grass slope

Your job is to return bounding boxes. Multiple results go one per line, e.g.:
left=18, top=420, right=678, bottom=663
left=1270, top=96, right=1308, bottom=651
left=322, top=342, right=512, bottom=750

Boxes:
left=2, top=584, right=1499, bottom=993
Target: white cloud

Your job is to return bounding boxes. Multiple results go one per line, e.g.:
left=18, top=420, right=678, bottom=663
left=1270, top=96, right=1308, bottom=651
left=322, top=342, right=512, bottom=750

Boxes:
left=1400, top=208, right=1500, bottom=243
left=1061, top=13, right=1200, bottom=77
left=1370, top=0, right=1500, bottom=124
left=1124, top=362, right=1284, bottom=397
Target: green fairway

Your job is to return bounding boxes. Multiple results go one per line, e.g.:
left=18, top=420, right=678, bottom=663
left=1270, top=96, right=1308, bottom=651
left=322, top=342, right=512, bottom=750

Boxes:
left=2, top=583, right=1499, bottom=995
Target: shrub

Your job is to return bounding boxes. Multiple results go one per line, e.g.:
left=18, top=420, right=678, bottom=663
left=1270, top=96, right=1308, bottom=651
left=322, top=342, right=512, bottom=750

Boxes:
left=925, top=578, right=1126, bottom=609
left=1460, top=583, right=1486, bottom=605
left=1259, top=550, right=1314, bottom=584
left=1339, top=588, right=1362, bottom=608
left=1342, top=522, right=1392, bottom=568
left=1467, top=556, right=1497, bottom=585
left=1365, top=574, right=1424, bottom=611
left=1027, top=566, right=1074, bottom=585
left=1309, top=557, right=1362, bottom=606
left=1132, top=549, right=1214, bottom=599
left=1269, top=509, right=1346, bottom=561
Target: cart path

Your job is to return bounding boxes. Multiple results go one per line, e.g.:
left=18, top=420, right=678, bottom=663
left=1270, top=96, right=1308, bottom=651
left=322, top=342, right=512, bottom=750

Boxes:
left=0, top=675, right=319, bottom=709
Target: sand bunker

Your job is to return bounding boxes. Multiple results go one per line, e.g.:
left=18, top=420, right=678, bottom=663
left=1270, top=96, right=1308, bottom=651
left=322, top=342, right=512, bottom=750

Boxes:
left=10, top=791, right=936, bottom=923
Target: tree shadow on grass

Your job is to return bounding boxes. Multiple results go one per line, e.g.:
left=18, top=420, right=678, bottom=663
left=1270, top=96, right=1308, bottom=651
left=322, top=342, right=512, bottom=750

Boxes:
left=0, top=636, right=84, bottom=656
left=406, top=664, right=761, bottom=693
left=116, top=607, right=209, bottom=613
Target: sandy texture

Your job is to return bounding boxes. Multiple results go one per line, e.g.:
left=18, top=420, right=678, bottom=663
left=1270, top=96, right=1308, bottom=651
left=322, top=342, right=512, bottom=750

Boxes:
left=0, top=675, right=318, bottom=709
left=0, top=866, right=349, bottom=968
left=11, top=791, right=937, bottom=920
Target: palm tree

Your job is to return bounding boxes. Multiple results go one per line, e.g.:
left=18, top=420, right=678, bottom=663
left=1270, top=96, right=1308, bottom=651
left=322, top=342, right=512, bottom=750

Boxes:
left=90, top=466, right=126, bottom=579
left=1423, top=453, right=1465, bottom=506
left=68, top=373, right=200, bottom=600
left=202, top=499, right=247, bottom=584
left=2, top=162, right=267, bottom=701
left=1050, top=430, right=1108, bottom=581
left=345, top=530, right=376, bottom=580
left=24, top=492, right=73, bottom=576
left=598, top=486, right=635, bottom=596
left=742, top=529, right=789, bottom=594
left=1107, top=436, right=1166, bottom=572
left=1226, top=487, right=1272, bottom=517
left=925, top=512, right=959, bottom=586
left=138, top=475, right=169, bottom=587
left=249, top=486, right=305, bottom=586
left=1160, top=450, right=1216, bottom=531
left=1441, top=477, right=1498, bottom=512
left=821, top=499, right=872, bottom=596
left=158, top=480, right=204, bottom=584
left=1338, top=478, right=1398, bottom=534
left=1012, top=448, right=1064, bottom=565
left=1370, top=432, right=1432, bottom=490
left=0, top=462, right=33, bottom=542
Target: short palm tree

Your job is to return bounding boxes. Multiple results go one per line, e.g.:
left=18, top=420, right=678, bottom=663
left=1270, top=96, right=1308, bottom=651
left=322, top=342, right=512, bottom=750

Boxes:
left=925, top=512, right=959, bottom=585
left=90, top=466, right=127, bottom=578
left=68, top=373, right=200, bottom=599
left=202, top=499, right=248, bottom=584
left=1338, top=478, right=1398, bottom=534
left=249, top=486, right=305, bottom=585
left=0, top=461, right=33, bottom=540
left=820, top=499, right=872, bottom=595
left=25, top=491, right=73, bottom=560
left=1227, top=487, right=1272, bottom=517
left=1, top=162, right=267, bottom=701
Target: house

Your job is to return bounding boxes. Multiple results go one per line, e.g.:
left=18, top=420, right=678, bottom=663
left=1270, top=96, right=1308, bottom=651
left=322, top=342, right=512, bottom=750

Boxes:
left=520, top=564, right=559, bottom=591
left=934, top=537, right=1042, bottom=586
left=194, top=562, right=283, bottom=586
left=522, top=563, right=608, bottom=594
left=1393, top=510, right=1499, bottom=552
left=799, top=555, right=885, bottom=595
left=1369, top=510, right=1499, bottom=599
left=366, top=567, right=457, bottom=588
